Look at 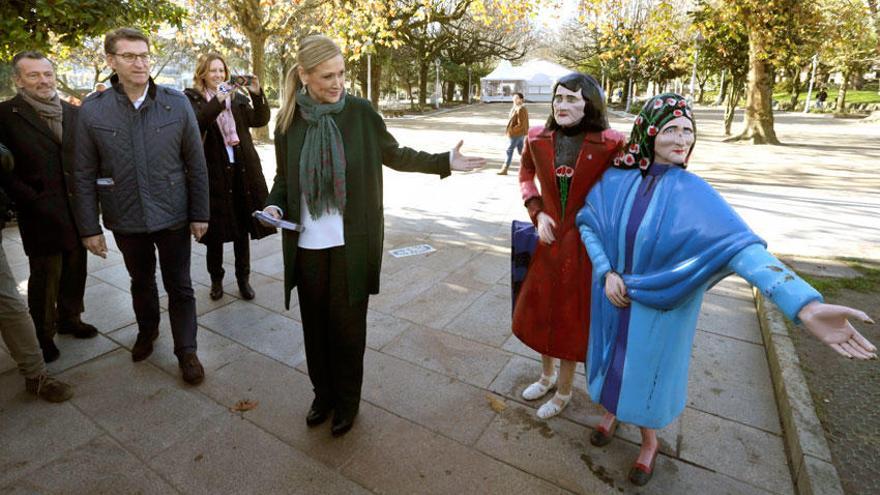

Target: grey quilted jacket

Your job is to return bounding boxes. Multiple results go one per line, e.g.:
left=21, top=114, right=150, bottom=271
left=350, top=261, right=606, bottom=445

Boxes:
left=73, top=76, right=209, bottom=236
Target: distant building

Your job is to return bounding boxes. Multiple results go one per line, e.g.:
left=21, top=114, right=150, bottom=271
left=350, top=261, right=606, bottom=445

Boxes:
left=480, top=59, right=573, bottom=103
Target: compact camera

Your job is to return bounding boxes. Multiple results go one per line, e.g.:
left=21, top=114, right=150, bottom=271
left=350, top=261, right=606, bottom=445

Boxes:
left=227, top=74, right=256, bottom=87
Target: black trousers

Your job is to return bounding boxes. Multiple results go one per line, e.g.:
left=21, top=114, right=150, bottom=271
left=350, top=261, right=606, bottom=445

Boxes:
left=205, top=235, right=250, bottom=282
left=27, top=245, right=87, bottom=341
left=114, top=226, right=197, bottom=356
left=295, top=246, right=368, bottom=417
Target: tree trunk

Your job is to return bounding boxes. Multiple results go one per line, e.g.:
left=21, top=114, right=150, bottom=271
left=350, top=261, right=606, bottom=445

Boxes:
left=418, top=60, right=429, bottom=108
left=371, top=60, right=381, bottom=109
left=724, top=77, right=743, bottom=136
left=787, top=65, right=802, bottom=109
left=445, top=80, right=455, bottom=103
left=732, top=32, right=780, bottom=144
left=715, top=70, right=728, bottom=106
left=248, top=33, right=269, bottom=142
left=835, top=69, right=851, bottom=113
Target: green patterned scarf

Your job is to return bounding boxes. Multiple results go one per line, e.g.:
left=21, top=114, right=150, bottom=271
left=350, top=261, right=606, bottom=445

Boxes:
left=296, top=90, right=347, bottom=219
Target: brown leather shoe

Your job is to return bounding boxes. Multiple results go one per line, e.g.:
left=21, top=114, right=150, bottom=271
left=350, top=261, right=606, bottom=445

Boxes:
left=131, top=329, right=159, bottom=362
left=25, top=373, right=74, bottom=403
left=178, top=352, right=205, bottom=385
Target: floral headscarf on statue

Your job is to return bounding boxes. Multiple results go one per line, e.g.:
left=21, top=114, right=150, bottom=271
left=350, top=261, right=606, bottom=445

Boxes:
left=614, top=92, right=696, bottom=174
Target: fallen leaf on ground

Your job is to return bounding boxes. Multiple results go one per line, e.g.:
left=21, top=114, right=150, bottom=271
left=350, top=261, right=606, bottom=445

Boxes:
left=487, top=394, right=507, bottom=413
left=230, top=399, right=259, bottom=412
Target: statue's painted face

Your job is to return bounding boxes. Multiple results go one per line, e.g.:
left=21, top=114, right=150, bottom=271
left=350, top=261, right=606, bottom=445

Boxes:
left=553, top=85, right=585, bottom=127
left=654, top=116, right=695, bottom=165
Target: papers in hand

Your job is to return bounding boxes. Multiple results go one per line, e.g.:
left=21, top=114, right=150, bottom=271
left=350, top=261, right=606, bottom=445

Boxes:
left=252, top=210, right=304, bottom=232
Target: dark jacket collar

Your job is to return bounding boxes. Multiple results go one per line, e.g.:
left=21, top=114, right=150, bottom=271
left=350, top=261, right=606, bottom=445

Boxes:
left=9, top=93, right=72, bottom=145
left=109, top=73, right=157, bottom=103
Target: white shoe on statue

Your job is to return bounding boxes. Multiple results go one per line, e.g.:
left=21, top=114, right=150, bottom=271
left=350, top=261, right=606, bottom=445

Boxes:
left=521, top=373, right=557, bottom=400
left=536, top=391, right=572, bottom=419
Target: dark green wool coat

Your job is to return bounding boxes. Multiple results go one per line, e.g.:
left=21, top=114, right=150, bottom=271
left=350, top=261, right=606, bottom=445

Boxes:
left=267, top=96, right=450, bottom=308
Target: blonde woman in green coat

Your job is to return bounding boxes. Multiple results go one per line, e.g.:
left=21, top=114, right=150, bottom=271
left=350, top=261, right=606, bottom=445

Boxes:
left=261, top=35, right=484, bottom=437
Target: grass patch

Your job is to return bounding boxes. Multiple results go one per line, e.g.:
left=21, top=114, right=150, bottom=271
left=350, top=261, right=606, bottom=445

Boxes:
left=795, top=260, right=880, bottom=297
left=772, top=89, right=880, bottom=106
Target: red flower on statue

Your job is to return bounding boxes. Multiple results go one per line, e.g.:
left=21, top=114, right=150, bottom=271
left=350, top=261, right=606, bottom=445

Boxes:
left=647, top=125, right=658, bottom=136
left=677, top=100, right=687, bottom=108
left=666, top=98, right=676, bottom=106
left=635, top=115, right=644, bottom=125
left=673, top=109, right=683, bottom=117
left=623, top=153, right=636, bottom=165
left=555, top=166, right=574, bottom=178
left=639, top=158, right=650, bottom=168
left=652, top=99, right=663, bottom=109
left=629, top=143, right=640, bottom=153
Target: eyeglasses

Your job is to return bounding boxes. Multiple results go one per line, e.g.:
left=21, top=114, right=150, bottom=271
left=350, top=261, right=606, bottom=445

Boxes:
left=111, top=52, right=151, bottom=64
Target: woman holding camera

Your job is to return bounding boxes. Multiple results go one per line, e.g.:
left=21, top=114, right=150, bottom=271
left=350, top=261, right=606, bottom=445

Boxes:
left=185, top=53, right=275, bottom=301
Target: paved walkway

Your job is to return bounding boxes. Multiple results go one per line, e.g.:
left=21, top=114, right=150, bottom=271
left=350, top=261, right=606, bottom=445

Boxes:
left=2, top=102, right=874, bottom=494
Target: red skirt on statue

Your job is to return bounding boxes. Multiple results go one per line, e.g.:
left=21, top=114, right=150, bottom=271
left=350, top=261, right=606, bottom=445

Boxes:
left=512, top=126, right=624, bottom=361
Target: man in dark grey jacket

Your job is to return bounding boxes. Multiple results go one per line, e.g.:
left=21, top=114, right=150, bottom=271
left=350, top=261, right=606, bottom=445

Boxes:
left=73, top=28, right=210, bottom=385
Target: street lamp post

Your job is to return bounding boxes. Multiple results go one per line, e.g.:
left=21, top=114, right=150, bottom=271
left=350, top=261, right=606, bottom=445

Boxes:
left=367, top=53, right=372, bottom=104
left=804, top=54, right=819, bottom=113
left=625, top=57, right=636, bottom=114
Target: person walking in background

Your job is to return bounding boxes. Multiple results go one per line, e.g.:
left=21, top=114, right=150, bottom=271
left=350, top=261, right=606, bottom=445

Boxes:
left=498, top=92, right=528, bottom=175
left=816, top=88, right=828, bottom=110
left=185, top=53, right=275, bottom=302
left=0, top=51, right=98, bottom=364
left=0, top=142, right=74, bottom=402
left=262, top=35, right=484, bottom=437
left=72, top=28, right=210, bottom=385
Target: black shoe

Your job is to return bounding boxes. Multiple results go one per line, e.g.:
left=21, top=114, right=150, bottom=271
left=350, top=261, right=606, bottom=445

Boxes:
left=178, top=352, right=205, bottom=385
left=306, top=403, right=331, bottom=427
left=237, top=278, right=255, bottom=300
left=209, top=280, right=223, bottom=301
left=39, top=338, right=60, bottom=363
left=58, top=319, right=99, bottom=339
left=330, top=412, right=356, bottom=437
left=131, top=329, right=159, bottom=362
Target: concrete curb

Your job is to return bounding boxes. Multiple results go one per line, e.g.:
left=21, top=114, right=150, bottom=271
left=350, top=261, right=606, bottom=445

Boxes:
left=753, top=289, right=845, bottom=495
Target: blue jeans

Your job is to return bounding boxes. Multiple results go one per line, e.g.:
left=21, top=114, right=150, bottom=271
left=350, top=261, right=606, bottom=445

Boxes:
left=505, top=135, right=525, bottom=167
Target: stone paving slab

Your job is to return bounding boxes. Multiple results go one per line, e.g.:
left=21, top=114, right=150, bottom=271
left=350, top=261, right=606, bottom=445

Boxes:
left=688, top=329, right=782, bottom=434
left=150, top=412, right=371, bottom=495
left=359, top=348, right=498, bottom=445
left=679, top=407, right=794, bottom=494
left=1, top=435, right=178, bottom=494
left=382, top=324, right=513, bottom=388
left=392, top=281, right=483, bottom=329
left=698, top=292, right=764, bottom=344
left=0, top=372, right=104, bottom=487
left=80, top=281, right=138, bottom=334
left=45, top=332, right=119, bottom=375
left=61, top=349, right=222, bottom=460
left=443, top=283, right=512, bottom=346
left=198, top=300, right=306, bottom=368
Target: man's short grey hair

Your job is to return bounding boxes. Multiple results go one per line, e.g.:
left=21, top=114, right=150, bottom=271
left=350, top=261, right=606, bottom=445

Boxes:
left=11, top=51, right=51, bottom=76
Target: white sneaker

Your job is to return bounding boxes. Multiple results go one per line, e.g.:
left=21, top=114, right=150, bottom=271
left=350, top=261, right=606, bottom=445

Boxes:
left=536, top=391, right=571, bottom=419
left=521, top=373, right=557, bottom=400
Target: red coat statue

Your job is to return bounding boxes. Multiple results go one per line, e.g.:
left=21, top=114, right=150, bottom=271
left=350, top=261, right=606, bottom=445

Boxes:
left=513, top=125, right=625, bottom=361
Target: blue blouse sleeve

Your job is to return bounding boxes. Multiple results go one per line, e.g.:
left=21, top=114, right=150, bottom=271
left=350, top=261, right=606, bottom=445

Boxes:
left=579, top=223, right=613, bottom=281
left=728, top=243, right=823, bottom=324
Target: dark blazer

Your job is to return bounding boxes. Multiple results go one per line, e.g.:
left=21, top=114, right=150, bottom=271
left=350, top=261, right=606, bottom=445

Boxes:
left=184, top=87, right=275, bottom=244
left=0, top=95, right=80, bottom=256
left=266, top=96, right=450, bottom=308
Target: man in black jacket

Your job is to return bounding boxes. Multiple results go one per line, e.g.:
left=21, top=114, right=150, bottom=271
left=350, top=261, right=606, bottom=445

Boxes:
left=0, top=142, right=74, bottom=402
left=73, top=28, right=210, bottom=385
left=0, top=51, right=98, bottom=363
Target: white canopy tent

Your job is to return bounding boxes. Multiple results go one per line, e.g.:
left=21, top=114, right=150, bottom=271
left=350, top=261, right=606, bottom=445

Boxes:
left=480, top=59, right=574, bottom=103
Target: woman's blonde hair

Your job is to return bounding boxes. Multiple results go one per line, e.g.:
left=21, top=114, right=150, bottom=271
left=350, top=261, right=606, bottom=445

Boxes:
left=193, top=52, right=229, bottom=93
left=275, top=35, right=342, bottom=134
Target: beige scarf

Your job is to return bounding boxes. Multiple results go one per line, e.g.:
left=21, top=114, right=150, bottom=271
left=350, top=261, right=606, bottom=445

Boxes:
left=203, top=88, right=240, bottom=147
left=19, top=90, right=63, bottom=141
